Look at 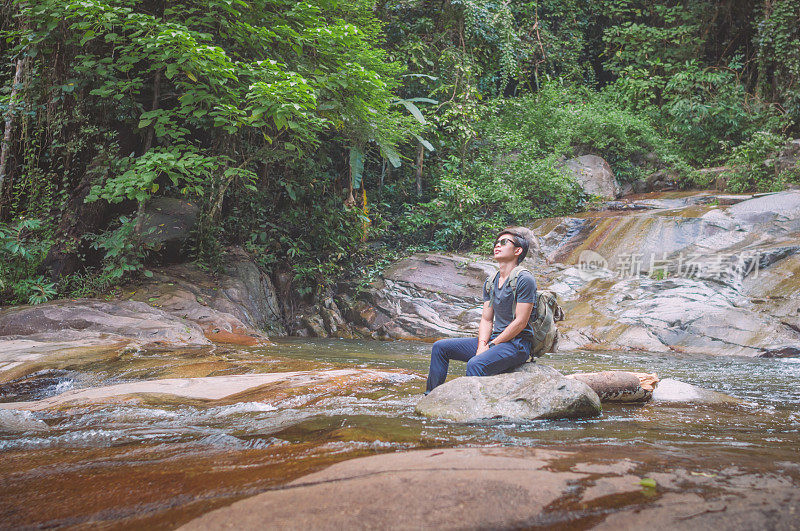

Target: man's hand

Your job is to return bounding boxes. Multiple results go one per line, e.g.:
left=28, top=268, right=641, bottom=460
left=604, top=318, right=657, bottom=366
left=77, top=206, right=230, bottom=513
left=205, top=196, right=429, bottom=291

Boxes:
left=475, top=341, right=490, bottom=356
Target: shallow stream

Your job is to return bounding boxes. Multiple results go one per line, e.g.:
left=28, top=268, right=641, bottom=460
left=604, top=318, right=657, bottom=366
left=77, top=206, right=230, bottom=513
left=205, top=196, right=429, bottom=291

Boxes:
left=2, top=339, right=799, bottom=528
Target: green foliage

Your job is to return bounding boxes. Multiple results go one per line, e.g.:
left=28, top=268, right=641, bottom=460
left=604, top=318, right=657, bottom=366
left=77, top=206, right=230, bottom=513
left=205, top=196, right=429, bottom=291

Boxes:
left=89, top=216, right=156, bottom=284
left=756, top=0, right=800, bottom=123
left=723, top=132, right=793, bottom=193
left=0, top=219, right=56, bottom=305
left=658, top=58, right=780, bottom=164
left=2, top=0, right=800, bottom=310
left=2, top=0, right=422, bottom=296
left=484, top=85, right=679, bottom=182
left=85, top=147, right=224, bottom=204
left=601, top=0, right=710, bottom=107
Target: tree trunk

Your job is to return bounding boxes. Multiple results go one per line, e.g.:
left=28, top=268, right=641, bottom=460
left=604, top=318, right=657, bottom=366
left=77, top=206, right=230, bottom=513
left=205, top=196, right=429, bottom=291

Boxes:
left=0, top=57, right=25, bottom=215
left=345, top=155, right=356, bottom=207
left=135, top=69, right=162, bottom=235
left=415, top=142, right=424, bottom=197
left=209, top=171, right=234, bottom=221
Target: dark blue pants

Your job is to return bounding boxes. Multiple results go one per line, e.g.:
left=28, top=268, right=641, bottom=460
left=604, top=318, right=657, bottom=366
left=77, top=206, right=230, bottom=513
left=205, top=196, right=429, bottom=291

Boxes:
left=425, top=336, right=532, bottom=393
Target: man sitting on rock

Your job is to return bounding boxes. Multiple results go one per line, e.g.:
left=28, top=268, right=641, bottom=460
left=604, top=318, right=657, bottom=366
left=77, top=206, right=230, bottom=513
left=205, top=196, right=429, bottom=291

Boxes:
left=425, top=229, right=536, bottom=393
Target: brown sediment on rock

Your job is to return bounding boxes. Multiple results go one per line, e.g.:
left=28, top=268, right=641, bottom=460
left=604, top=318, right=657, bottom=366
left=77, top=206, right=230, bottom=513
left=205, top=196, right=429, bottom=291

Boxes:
left=0, top=440, right=375, bottom=530
left=203, top=326, right=264, bottom=346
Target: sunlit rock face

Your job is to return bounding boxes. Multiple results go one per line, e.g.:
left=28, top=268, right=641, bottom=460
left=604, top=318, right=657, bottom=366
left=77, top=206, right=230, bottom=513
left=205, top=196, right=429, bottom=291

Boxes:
left=563, top=154, right=621, bottom=199
left=361, top=190, right=800, bottom=357
left=361, top=253, right=497, bottom=339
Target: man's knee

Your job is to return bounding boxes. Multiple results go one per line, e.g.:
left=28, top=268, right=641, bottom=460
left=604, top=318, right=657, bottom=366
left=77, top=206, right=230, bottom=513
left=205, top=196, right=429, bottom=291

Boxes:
left=431, top=339, right=446, bottom=359
left=466, top=357, right=487, bottom=377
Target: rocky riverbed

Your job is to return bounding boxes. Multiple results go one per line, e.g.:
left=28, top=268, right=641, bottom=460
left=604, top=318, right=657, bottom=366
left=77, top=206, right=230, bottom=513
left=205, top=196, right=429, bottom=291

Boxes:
left=1, top=340, right=798, bottom=528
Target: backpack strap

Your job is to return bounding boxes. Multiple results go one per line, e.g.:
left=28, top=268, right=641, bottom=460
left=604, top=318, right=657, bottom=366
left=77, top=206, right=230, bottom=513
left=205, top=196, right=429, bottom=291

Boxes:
left=506, top=265, right=526, bottom=319
left=484, top=270, right=501, bottom=306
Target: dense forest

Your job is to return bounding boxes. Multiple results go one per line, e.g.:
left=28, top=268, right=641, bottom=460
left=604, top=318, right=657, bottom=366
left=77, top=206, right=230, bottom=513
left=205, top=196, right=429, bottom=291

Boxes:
left=0, top=0, right=798, bottom=307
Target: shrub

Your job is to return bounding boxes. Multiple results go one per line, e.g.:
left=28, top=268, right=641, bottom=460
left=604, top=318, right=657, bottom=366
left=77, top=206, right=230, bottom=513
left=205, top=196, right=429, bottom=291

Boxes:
left=0, top=219, right=56, bottom=305
left=724, top=132, right=796, bottom=193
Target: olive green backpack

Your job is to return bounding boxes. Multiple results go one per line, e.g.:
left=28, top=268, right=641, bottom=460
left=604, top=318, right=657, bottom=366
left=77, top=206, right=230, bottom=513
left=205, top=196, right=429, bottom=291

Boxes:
left=484, top=265, right=565, bottom=358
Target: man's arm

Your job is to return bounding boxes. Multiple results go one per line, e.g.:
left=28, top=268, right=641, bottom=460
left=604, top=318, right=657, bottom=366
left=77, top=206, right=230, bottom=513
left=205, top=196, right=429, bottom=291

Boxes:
left=475, top=301, right=494, bottom=355
left=488, top=302, right=533, bottom=345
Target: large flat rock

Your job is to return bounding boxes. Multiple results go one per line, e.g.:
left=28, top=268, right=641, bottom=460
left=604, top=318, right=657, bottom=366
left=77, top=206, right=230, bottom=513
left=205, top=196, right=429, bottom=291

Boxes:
left=180, top=447, right=800, bottom=530
left=1, top=369, right=416, bottom=411
left=0, top=300, right=210, bottom=357
left=0, top=250, right=280, bottom=357
left=181, top=447, right=584, bottom=530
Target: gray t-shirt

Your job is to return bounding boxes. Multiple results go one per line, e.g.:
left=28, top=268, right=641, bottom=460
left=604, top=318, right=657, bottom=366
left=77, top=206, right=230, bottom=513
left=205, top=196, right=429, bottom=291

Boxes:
left=482, top=269, right=537, bottom=342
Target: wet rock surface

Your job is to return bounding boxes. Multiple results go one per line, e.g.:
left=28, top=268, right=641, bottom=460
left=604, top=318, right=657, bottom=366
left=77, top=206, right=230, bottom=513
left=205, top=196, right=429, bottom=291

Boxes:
left=651, top=378, right=741, bottom=404
left=140, top=197, right=200, bottom=263
left=0, top=299, right=210, bottom=350
left=0, top=338, right=797, bottom=529
left=1, top=369, right=417, bottom=412
left=415, top=363, right=602, bottom=421
left=181, top=447, right=800, bottom=531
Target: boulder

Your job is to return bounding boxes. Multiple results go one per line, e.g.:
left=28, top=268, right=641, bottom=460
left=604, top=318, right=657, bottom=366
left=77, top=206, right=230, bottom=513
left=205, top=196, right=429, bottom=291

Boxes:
left=415, top=363, right=601, bottom=422
left=140, top=197, right=200, bottom=263
left=693, top=166, right=732, bottom=190
left=645, top=169, right=678, bottom=191
left=361, top=253, right=497, bottom=339
left=217, top=247, right=285, bottom=335
left=563, top=155, right=620, bottom=199
left=651, top=378, right=740, bottom=404
left=567, top=371, right=658, bottom=403
left=127, top=249, right=284, bottom=343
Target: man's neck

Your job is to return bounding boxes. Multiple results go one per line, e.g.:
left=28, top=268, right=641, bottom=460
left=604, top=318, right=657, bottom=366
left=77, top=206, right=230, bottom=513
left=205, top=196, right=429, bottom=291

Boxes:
left=497, top=259, right=517, bottom=279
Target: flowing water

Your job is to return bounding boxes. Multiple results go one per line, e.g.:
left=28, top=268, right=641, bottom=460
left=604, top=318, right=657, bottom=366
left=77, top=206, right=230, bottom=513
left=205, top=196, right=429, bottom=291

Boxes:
left=1, top=339, right=799, bottom=528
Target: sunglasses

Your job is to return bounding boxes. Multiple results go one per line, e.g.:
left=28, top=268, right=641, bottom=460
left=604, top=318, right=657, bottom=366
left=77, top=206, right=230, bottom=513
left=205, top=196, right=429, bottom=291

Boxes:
left=494, top=237, right=517, bottom=247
